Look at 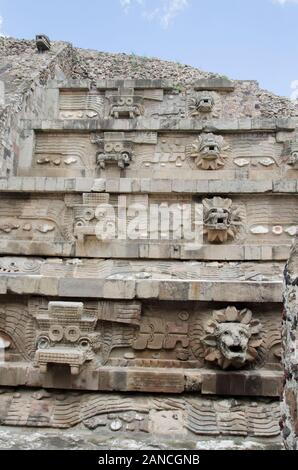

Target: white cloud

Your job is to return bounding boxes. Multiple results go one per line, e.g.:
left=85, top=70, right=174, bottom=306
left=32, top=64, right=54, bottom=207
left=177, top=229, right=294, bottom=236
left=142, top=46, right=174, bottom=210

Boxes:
left=120, top=0, right=144, bottom=13
left=120, top=0, right=190, bottom=28
left=273, top=0, right=298, bottom=4
left=0, top=16, right=4, bottom=36
left=161, top=0, right=189, bottom=28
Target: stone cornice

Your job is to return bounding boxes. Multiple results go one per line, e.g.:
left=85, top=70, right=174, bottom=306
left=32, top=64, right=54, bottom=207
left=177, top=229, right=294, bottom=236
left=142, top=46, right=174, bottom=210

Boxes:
left=22, top=117, right=296, bottom=133
left=1, top=177, right=297, bottom=194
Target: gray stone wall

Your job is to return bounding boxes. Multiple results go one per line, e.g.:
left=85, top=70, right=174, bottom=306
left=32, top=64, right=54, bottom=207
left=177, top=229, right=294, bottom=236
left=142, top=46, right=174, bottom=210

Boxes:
left=0, top=38, right=73, bottom=176
left=281, top=238, right=298, bottom=450
left=0, top=36, right=297, bottom=449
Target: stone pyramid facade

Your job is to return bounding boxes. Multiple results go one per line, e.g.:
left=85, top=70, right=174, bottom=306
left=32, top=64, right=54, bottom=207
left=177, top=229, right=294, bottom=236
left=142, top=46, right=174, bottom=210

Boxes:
left=0, top=37, right=297, bottom=447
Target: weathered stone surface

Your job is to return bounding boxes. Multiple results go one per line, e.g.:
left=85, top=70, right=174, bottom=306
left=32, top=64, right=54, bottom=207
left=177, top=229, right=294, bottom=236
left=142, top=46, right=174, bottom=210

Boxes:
left=0, top=388, right=282, bottom=439
left=281, top=238, right=298, bottom=450
left=0, top=258, right=284, bottom=300
left=0, top=37, right=297, bottom=448
left=0, top=193, right=295, bottom=260
left=0, top=297, right=283, bottom=391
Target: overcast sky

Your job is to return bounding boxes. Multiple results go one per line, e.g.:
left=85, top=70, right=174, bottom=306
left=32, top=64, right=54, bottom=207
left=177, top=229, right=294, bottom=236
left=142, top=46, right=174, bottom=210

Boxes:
left=0, top=0, right=297, bottom=97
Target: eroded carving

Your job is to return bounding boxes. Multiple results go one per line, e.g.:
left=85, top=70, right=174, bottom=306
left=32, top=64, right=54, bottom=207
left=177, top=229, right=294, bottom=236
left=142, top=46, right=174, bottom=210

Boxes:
left=288, top=143, right=298, bottom=168
left=91, top=133, right=133, bottom=169
left=202, top=307, right=263, bottom=369
left=0, top=389, right=281, bottom=439
left=132, top=317, right=189, bottom=354
left=186, top=133, right=228, bottom=170
left=72, top=193, right=110, bottom=241
left=59, top=90, right=104, bottom=119
left=107, top=87, right=144, bottom=119
left=34, top=301, right=100, bottom=375
left=188, top=92, right=215, bottom=115
left=0, top=258, right=41, bottom=274
left=203, top=197, right=243, bottom=243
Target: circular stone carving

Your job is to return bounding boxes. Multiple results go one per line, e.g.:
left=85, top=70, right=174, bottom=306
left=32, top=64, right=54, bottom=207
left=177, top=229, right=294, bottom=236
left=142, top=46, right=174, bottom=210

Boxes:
left=49, top=325, right=64, bottom=343
left=65, top=326, right=81, bottom=343
left=37, top=336, right=50, bottom=350
left=78, top=338, right=92, bottom=351
left=178, top=311, right=190, bottom=322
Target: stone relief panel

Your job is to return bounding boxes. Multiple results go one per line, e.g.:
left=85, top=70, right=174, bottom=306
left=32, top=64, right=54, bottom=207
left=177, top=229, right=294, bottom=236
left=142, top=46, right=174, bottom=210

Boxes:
left=90, top=131, right=157, bottom=173
left=0, top=298, right=281, bottom=374
left=0, top=389, right=281, bottom=438
left=0, top=195, right=73, bottom=256
left=58, top=84, right=179, bottom=120
left=0, top=257, right=284, bottom=280
left=133, top=132, right=284, bottom=179
left=17, top=129, right=295, bottom=179
left=30, top=132, right=94, bottom=177
left=126, top=303, right=281, bottom=371
left=0, top=194, right=296, bottom=258
left=56, top=79, right=265, bottom=123
left=59, top=89, right=104, bottom=119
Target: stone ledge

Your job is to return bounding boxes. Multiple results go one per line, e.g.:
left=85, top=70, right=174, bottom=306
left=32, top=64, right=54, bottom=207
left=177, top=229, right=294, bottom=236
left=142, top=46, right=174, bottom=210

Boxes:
left=193, top=78, right=235, bottom=91
left=0, top=177, right=297, bottom=193
left=0, top=239, right=291, bottom=261
left=96, top=79, right=176, bottom=90
left=0, top=364, right=283, bottom=396
left=22, top=117, right=296, bottom=132
left=0, top=258, right=284, bottom=300
left=0, top=276, right=283, bottom=301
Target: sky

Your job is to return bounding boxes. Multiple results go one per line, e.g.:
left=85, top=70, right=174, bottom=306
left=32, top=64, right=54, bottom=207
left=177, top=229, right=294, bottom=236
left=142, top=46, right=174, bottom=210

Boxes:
left=0, top=0, right=297, bottom=97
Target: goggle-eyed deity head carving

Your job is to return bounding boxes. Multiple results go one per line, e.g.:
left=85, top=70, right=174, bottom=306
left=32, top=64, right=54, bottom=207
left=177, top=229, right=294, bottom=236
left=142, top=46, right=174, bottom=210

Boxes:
left=186, top=133, right=228, bottom=170
left=108, top=88, right=144, bottom=119
left=97, top=141, right=133, bottom=169
left=34, top=302, right=100, bottom=375
left=203, top=197, right=243, bottom=243
left=202, top=307, right=263, bottom=369
left=91, top=134, right=133, bottom=170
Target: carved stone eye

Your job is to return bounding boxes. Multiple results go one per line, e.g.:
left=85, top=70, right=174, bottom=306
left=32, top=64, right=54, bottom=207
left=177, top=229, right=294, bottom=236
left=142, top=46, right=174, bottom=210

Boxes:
left=65, top=325, right=80, bottom=343
left=83, top=208, right=95, bottom=221
left=75, top=219, right=85, bottom=228
left=49, top=325, right=64, bottom=342
left=126, top=97, right=133, bottom=106
left=37, top=336, right=50, bottom=350
left=79, top=338, right=91, bottom=350
left=118, top=97, right=125, bottom=105
left=105, top=143, right=113, bottom=152
left=114, top=143, right=123, bottom=152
